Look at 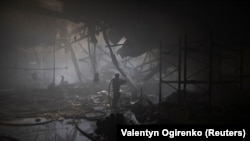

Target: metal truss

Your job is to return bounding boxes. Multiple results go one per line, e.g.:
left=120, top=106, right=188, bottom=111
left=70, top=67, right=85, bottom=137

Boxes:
left=159, top=33, right=244, bottom=104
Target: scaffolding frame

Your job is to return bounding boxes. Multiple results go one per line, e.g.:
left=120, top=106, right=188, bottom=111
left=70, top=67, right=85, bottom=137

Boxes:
left=159, top=33, right=244, bottom=104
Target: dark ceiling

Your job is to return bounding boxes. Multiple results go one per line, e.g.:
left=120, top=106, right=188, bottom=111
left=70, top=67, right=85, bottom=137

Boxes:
left=0, top=0, right=249, bottom=55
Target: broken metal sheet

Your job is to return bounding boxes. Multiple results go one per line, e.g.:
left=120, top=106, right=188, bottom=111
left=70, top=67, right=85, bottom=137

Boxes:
left=0, top=117, right=53, bottom=126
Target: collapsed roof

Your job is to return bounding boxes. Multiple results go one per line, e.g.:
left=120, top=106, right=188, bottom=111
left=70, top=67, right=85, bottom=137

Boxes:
left=1, top=0, right=249, bottom=57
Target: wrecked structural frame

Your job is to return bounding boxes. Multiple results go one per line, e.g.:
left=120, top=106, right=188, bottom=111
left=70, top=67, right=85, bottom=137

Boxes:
left=159, top=32, right=244, bottom=105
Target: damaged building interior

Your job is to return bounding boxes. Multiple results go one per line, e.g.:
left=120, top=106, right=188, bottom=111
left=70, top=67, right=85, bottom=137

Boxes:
left=0, top=0, right=250, bottom=140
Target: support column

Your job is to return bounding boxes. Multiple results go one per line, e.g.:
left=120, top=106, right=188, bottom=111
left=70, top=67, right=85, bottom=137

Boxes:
left=183, top=35, right=187, bottom=101
left=66, top=42, right=83, bottom=84
left=53, top=44, right=56, bottom=86
left=240, top=46, right=243, bottom=91
left=178, top=35, right=182, bottom=102
left=159, top=40, right=162, bottom=103
left=209, top=32, right=213, bottom=105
